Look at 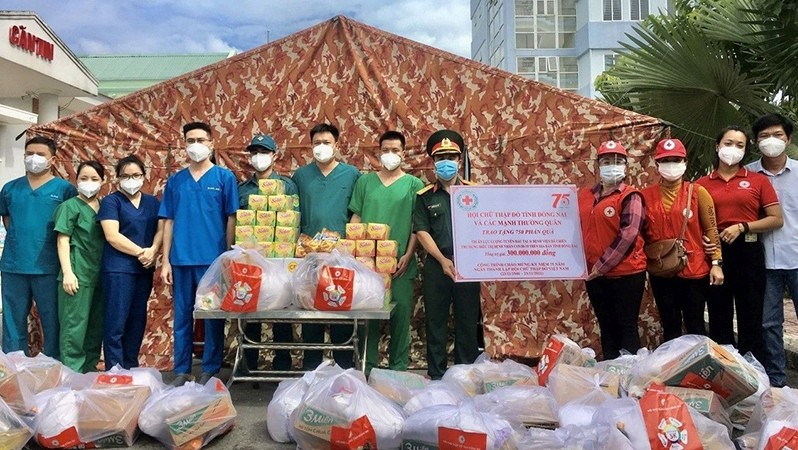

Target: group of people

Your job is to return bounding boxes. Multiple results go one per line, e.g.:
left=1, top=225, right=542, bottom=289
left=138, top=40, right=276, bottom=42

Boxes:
left=0, top=121, right=481, bottom=383
left=579, top=113, right=796, bottom=387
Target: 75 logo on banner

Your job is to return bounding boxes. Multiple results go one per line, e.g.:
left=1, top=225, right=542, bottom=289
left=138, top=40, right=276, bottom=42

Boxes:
left=551, top=193, right=571, bottom=208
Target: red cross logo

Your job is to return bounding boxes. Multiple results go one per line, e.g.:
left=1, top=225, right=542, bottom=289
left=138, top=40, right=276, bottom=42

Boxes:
left=461, top=195, right=474, bottom=206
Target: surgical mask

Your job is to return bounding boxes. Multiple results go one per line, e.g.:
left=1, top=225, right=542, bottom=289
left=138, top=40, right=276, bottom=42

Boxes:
left=758, top=137, right=787, bottom=158
left=599, top=165, right=626, bottom=184
left=187, top=143, right=211, bottom=162
left=380, top=152, right=402, bottom=171
left=120, top=178, right=144, bottom=196
left=250, top=153, right=273, bottom=172
left=312, top=144, right=335, bottom=163
left=718, top=146, right=744, bottom=166
left=657, top=161, right=687, bottom=181
left=24, top=154, right=50, bottom=174
left=434, top=159, right=458, bottom=181
left=78, top=181, right=101, bottom=198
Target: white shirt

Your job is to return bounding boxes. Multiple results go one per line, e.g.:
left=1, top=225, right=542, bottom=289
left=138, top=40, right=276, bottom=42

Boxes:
left=746, top=157, right=798, bottom=269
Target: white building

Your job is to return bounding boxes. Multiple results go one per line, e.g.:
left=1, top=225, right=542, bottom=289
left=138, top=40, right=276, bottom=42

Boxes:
left=472, top=0, right=671, bottom=98
left=1, top=11, right=107, bottom=186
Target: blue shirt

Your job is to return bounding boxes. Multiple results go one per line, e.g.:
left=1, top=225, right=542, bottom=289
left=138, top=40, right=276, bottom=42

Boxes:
left=0, top=176, right=77, bottom=274
left=746, top=157, right=798, bottom=269
left=158, top=166, right=238, bottom=266
left=97, top=191, right=161, bottom=274
left=292, top=162, right=361, bottom=236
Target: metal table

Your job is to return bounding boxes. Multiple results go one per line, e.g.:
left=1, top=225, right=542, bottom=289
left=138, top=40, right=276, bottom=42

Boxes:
left=194, top=304, right=394, bottom=385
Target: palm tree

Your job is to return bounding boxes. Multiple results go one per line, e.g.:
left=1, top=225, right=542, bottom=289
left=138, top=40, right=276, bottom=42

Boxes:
left=597, top=0, right=798, bottom=177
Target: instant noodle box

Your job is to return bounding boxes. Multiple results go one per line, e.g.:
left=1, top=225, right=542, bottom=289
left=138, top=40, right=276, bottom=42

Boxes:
left=276, top=211, right=301, bottom=228
left=660, top=340, right=759, bottom=406
left=366, top=223, right=391, bottom=240
left=258, top=242, right=274, bottom=258
left=356, top=256, right=375, bottom=271
left=355, top=240, right=376, bottom=257
left=256, top=210, right=276, bottom=227
left=267, top=195, right=291, bottom=212
left=235, top=209, right=256, bottom=226
left=292, top=194, right=300, bottom=210
left=258, top=178, right=285, bottom=196
left=345, top=223, right=367, bottom=240
left=375, top=240, right=398, bottom=257
left=375, top=256, right=397, bottom=274
left=253, top=226, right=275, bottom=242
left=274, top=226, right=298, bottom=243
left=664, top=386, right=730, bottom=427
left=273, top=242, right=295, bottom=258
left=335, top=239, right=356, bottom=255
left=234, top=226, right=254, bottom=243
left=247, top=194, right=268, bottom=211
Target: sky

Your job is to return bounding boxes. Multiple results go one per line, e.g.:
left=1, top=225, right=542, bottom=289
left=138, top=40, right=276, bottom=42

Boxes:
left=2, top=0, right=473, bottom=58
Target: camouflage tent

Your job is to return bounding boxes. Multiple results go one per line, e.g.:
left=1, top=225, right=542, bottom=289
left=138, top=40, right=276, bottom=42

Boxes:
left=30, top=16, right=665, bottom=369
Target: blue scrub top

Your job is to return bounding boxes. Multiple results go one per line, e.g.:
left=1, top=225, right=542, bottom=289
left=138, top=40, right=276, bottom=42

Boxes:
left=158, top=165, right=238, bottom=266
left=97, top=191, right=160, bottom=274
left=292, top=162, right=360, bottom=236
left=0, top=176, right=77, bottom=274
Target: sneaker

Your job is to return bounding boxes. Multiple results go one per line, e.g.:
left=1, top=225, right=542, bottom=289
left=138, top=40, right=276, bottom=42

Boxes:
left=169, top=373, right=192, bottom=387
left=198, top=372, right=216, bottom=385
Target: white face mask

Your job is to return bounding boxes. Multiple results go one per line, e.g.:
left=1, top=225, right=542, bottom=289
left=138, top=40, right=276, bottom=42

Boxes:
left=24, top=154, right=50, bottom=174
left=312, top=144, right=335, bottom=163
left=187, top=143, right=211, bottom=163
left=657, top=161, right=687, bottom=182
left=78, top=181, right=101, bottom=198
left=599, top=165, right=626, bottom=184
left=250, top=153, right=273, bottom=172
left=380, top=152, right=402, bottom=171
left=718, top=146, right=744, bottom=166
left=120, top=178, right=144, bottom=196
left=758, top=137, right=787, bottom=158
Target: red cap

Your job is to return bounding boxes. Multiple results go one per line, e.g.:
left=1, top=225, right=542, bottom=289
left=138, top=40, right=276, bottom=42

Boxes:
left=597, top=140, right=627, bottom=158
left=654, top=138, right=687, bottom=160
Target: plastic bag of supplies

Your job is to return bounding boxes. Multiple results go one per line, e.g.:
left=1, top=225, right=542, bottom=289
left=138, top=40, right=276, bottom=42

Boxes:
left=403, top=380, right=470, bottom=416
left=6, top=351, right=63, bottom=395
left=0, top=397, right=34, bottom=450
left=470, top=385, right=558, bottom=429
left=292, top=251, right=385, bottom=311
left=0, top=351, right=35, bottom=415
left=519, top=424, right=634, bottom=450
left=401, top=403, right=522, bottom=450
left=367, top=368, right=430, bottom=406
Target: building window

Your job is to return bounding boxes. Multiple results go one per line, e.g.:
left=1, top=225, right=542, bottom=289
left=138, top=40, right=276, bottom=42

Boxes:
left=517, top=56, right=578, bottom=91
left=515, top=0, right=576, bottom=49
left=604, top=54, right=618, bottom=70
left=630, top=0, right=649, bottom=21
left=603, top=0, right=622, bottom=21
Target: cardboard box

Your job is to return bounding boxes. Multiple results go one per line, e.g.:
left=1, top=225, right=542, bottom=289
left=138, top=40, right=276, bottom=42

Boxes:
left=335, top=239, right=357, bottom=255
left=355, top=240, right=376, bottom=257
left=276, top=211, right=301, bottom=228
left=355, top=257, right=375, bottom=271
left=535, top=335, right=596, bottom=386
left=253, top=226, right=274, bottom=242
left=375, top=256, right=397, bottom=274
left=258, top=178, right=285, bottom=196
left=234, top=226, right=254, bottom=243
left=664, top=386, right=731, bottom=429
left=247, top=194, right=268, bottom=211
left=375, top=240, right=399, bottom=257
left=165, top=391, right=236, bottom=447
left=366, top=223, right=391, bottom=240
left=256, top=210, right=276, bottom=227
left=660, top=340, right=759, bottom=406
left=273, top=242, right=295, bottom=258
left=267, top=195, right=291, bottom=212
left=236, top=209, right=256, bottom=226
left=346, top=223, right=367, bottom=240
left=274, top=226, right=298, bottom=243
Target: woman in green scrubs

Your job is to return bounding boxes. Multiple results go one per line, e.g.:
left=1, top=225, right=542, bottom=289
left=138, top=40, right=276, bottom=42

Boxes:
left=54, top=160, right=106, bottom=373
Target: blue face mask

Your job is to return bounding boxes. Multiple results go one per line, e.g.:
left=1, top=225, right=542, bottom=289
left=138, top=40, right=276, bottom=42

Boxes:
left=434, top=159, right=459, bottom=181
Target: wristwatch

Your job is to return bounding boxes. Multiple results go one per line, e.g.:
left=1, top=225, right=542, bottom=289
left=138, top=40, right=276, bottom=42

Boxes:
left=712, top=259, right=723, bottom=267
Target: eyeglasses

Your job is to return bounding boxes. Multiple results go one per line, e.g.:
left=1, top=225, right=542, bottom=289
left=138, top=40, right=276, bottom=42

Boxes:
left=186, top=138, right=210, bottom=144
left=119, top=174, right=144, bottom=181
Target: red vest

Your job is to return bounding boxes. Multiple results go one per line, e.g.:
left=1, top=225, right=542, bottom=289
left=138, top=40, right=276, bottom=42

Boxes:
left=578, top=185, right=646, bottom=277
left=641, top=182, right=709, bottom=279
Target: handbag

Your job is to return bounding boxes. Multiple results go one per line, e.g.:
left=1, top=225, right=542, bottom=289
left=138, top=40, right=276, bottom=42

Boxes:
left=644, top=183, right=693, bottom=278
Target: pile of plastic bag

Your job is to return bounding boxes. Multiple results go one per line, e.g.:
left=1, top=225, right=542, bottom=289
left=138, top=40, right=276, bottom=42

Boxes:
left=266, top=334, right=798, bottom=449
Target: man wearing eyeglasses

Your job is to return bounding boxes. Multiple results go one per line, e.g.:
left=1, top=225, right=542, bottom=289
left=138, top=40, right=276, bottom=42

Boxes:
left=159, top=121, right=239, bottom=386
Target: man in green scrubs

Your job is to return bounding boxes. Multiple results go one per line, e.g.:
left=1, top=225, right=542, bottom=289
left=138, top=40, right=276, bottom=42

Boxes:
left=237, top=133, right=297, bottom=372
left=292, top=123, right=360, bottom=369
left=413, top=130, right=481, bottom=380
left=349, top=130, right=423, bottom=372
left=0, top=136, right=77, bottom=357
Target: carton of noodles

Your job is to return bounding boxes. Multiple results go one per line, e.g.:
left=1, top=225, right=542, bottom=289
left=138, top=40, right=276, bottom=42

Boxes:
left=345, top=223, right=366, bottom=240
left=267, top=195, right=291, bottom=212
left=256, top=210, right=276, bottom=227
left=236, top=210, right=255, bottom=226
left=258, top=179, right=285, bottom=196
left=355, top=240, right=376, bottom=258
left=375, top=240, right=398, bottom=257
left=366, top=223, right=390, bottom=240
left=247, top=194, right=268, bottom=211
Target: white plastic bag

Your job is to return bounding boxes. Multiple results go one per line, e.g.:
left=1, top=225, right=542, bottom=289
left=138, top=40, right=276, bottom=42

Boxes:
left=729, top=351, right=771, bottom=432
left=401, top=404, right=522, bottom=450
left=292, top=251, right=385, bottom=311
left=470, top=385, right=558, bottom=428
left=557, top=386, right=614, bottom=428
left=519, top=424, right=634, bottom=450
left=478, top=358, right=538, bottom=392
left=6, top=351, right=63, bottom=394
left=595, top=348, right=648, bottom=396
left=403, top=380, right=469, bottom=416
left=138, top=378, right=237, bottom=450
left=756, top=387, right=798, bottom=450
left=547, top=364, right=619, bottom=406
left=0, top=396, right=34, bottom=450
left=0, top=351, right=34, bottom=415
left=368, top=368, right=430, bottom=406
left=290, top=368, right=405, bottom=449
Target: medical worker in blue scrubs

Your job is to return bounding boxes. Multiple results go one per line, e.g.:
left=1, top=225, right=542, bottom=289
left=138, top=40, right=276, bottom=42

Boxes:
left=0, top=136, right=77, bottom=357
left=159, top=122, right=238, bottom=386
left=98, top=155, right=163, bottom=369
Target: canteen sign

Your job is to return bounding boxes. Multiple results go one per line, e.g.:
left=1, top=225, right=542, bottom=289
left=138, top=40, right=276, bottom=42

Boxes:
left=450, top=185, right=587, bottom=282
